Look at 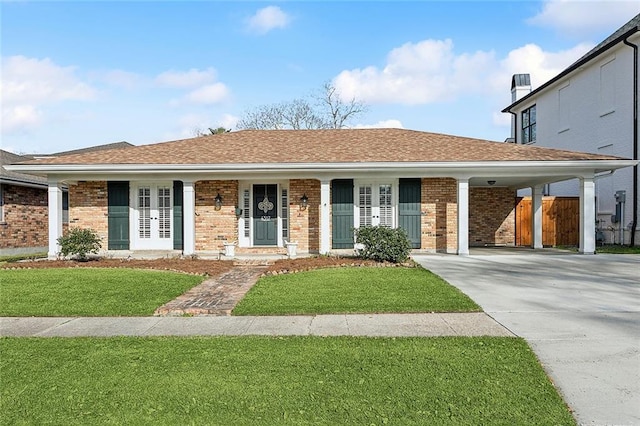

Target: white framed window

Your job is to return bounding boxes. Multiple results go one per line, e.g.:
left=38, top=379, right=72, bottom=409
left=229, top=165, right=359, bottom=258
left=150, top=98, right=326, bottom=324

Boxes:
left=354, top=181, right=397, bottom=229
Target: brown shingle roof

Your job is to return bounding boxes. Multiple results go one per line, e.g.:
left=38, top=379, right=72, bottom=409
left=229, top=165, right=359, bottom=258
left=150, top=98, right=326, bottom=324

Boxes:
left=22, top=129, right=622, bottom=166
left=1, top=150, right=47, bottom=186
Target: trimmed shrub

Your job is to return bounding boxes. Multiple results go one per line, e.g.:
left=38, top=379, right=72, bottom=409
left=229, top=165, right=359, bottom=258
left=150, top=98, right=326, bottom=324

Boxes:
left=57, top=228, right=102, bottom=260
left=354, top=226, right=412, bottom=263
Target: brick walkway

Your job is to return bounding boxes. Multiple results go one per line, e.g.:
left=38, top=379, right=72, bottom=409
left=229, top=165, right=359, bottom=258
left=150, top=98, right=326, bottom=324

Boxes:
left=154, top=265, right=267, bottom=316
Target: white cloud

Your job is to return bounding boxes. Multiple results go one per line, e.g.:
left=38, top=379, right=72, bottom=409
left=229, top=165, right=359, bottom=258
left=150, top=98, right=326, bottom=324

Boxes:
left=354, top=119, right=404, bottom=129
left=1, top=105, right=42, bottom=134
left=184, top=83, right=229, bottom=104
left=1, top=56, right=95, bottom=104
left=333, top=39, right=496, bottom=105
left=156, top=68, right=217, bottom=88
left=489, top=42, right=593, bottom=93
left=1, top=55, right=96, bottom=135
left=333, top=38, right=593, bottom=107
left=527, top=0, right=639, bottom=36
left=246, top=6, right=291, bottom=34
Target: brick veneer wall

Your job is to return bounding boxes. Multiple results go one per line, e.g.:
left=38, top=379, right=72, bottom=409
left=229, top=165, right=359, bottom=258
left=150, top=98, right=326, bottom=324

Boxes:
left=0, top=184, right=48, bottom=251
left=195, top=180, right=239, bottom=251
left=289, top=179, right=320, bottom=253
left=421, top=178, right=458, bottom=253
left=469, top=187, right=516, bottom=246
left=69, top=181, right=109, bottom=247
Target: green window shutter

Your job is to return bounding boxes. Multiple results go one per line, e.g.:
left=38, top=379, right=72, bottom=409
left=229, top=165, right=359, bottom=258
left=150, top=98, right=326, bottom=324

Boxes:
left=399, top=178, right=421, bottom=249
left=332, top=179, right=354, bottom=249
left=173, top=181, right=183, bottom=250
left=107, top=181, right=130, bottom=250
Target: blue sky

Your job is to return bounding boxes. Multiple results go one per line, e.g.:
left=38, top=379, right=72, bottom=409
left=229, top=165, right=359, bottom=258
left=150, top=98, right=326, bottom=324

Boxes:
left=2, top=1, right=639, bottom=154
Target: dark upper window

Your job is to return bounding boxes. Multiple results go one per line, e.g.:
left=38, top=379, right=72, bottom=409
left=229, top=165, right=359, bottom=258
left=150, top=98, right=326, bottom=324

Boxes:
left=522, top=105, right=536, bottom=143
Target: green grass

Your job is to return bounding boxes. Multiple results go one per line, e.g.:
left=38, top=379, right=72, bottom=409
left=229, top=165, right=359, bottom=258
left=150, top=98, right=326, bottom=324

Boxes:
left=596, top=244, right=640, bottom=254
left=0, top=336, right=575, bottom=425
left=233, top=267, right=480, bottom=315
left=0, top=268, right=204, bottom=316
left=0, top=252, right=47, bottom=263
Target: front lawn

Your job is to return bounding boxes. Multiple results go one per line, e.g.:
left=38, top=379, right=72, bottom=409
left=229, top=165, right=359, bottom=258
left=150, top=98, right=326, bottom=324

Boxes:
left=0, top=268, right=204, bottom=316
left=0, top=336, right=575, bottom=425
left=233, top=266, right=480, bottom=315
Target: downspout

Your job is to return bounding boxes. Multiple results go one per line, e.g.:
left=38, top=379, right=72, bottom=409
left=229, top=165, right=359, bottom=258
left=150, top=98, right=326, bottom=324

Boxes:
left=623, top=36, right=638, bottom=246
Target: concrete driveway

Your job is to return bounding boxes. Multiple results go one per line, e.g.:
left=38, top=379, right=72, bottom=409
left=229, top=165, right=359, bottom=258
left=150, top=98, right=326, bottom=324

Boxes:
left=413, top=252, right=640, bottom=426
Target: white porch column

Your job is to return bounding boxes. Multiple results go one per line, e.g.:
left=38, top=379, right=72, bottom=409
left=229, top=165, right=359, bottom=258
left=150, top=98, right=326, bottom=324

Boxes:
left=579, top=176, right=596, bottom=254
left=531, top=185, right=544, bottom=249
left=47, top=180, right=63, bottom=259
left=457, top=178, right=469, bottom=256
left=320, top=179, right=331, bottom=255
left=182, top=181, right=196, bottom=255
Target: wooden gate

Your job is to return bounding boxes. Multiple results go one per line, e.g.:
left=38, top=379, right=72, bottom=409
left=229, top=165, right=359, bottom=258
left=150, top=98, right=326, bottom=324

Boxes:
left=516, top=197, right=579, bottom=247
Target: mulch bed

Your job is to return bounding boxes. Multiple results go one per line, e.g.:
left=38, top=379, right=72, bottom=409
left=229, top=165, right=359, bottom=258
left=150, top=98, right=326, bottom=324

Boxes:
left=2, top=256, right=414, bottom=277
left=0, top=258, right=234, bottom=277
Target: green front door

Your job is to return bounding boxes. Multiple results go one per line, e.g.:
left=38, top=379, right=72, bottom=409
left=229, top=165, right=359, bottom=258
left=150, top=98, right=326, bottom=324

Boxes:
left=107, top=181, right=130, bottom=250
left=399, top=178, right=421, bottom=248
left=253, top=184, right=278, bottom=245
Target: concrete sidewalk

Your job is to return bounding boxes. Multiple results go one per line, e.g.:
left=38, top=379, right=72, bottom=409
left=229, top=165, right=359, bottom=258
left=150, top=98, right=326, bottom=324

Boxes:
left=0, top=312, right=513, bottom=338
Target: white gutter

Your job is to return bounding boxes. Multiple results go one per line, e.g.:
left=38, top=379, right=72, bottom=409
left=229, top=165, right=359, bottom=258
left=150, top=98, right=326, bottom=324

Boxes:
left=6, top=160, right=638, bottom=175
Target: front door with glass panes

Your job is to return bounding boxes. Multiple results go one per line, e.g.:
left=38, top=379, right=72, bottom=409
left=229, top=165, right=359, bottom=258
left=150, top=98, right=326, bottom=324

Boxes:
left=356, top=183, right=394, bottom=228
left=253, top=184, right=278, bottom=245
left=133, top=183, right=173, bottom=250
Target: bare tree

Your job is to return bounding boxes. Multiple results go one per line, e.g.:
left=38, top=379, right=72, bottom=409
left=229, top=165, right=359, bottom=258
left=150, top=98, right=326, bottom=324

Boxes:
left=236, top=83, right=367, bottom=130
left=314, top=82, right=368, bottom=129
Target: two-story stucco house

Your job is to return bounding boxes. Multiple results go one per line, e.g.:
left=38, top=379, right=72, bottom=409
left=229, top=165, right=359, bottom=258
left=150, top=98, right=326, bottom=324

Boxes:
left=503, top=13, right=640, bottom=245
left=6, top=128, right=635, bottom=258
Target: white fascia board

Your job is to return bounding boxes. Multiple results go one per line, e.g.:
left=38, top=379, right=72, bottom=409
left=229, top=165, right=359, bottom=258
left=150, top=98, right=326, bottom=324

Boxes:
left=0, top=177, right=48, bottom=190
left=6, top=159, right=637, bottom=178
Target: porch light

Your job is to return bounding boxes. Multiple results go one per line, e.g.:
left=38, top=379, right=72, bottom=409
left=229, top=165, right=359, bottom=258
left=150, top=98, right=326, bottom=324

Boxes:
left=487, top=180, right=496, bottom=186
left=299, top=193, right=309, bottom=210
left=214, top=193, right=223, bottom=210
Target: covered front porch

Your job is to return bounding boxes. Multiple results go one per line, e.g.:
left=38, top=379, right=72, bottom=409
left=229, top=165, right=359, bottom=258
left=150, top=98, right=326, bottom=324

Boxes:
left=45, top=168, right=603, bottom=259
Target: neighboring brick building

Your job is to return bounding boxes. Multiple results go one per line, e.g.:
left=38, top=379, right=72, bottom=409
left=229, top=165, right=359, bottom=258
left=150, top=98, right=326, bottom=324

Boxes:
left=1, top=150, right=50, bottom=256
left=6, top=129, right=636, bottom=258
left=1, top=142, right=133, bottom=256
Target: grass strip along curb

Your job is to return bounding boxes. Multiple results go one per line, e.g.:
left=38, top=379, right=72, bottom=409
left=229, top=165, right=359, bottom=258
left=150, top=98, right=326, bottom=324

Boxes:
left=0, top=336, right=575, bottom=425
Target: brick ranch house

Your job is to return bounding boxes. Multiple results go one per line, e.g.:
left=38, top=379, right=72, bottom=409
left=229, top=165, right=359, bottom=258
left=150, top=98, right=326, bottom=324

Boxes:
left=6, top=129, right=636, bottom=259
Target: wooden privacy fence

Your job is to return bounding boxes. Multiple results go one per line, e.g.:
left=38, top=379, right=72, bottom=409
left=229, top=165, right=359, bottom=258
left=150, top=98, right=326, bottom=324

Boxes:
left=515, top=197, right=579, bottom=247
